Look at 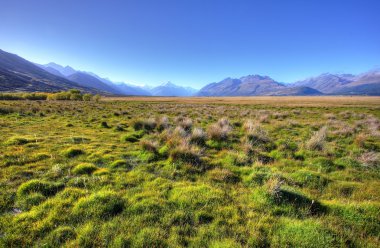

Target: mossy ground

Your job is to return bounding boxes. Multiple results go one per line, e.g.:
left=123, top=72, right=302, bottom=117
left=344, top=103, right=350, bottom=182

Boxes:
left=0, top=99, right=379, bottom=247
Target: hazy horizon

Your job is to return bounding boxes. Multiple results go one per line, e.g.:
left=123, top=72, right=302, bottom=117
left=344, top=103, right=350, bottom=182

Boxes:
left=1, top=0, right=379, bottom=88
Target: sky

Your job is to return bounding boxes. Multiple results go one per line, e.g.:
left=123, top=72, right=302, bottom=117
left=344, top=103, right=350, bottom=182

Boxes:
left=0, top=0, right=379, bottom=88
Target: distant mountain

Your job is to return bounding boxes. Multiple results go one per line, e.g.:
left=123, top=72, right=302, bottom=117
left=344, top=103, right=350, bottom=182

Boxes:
left=292, top=73, right=356, bottom=93
left=2, top=48, right=379, bottom=96
left=269, top=86, right=323, bottom=96
left=332, top=83, right=380, bottom=96
left=292, top=71, right=380, bottom=95
left=0, top=49, right=100, bottom=93
left=66, top=72, right=121, bottom=94
left=198, top=70, right=380, bottom=96
left=112, top=83, right=152, bottom=96
left=197, top=75, right=285, bottom=96
left=150, top=82, right=197, bottom=96
left=43, top=62, right=76, bottom=77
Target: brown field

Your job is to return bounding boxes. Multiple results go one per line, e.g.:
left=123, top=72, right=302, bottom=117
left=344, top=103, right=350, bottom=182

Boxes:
left=103, top=96, right=380, bottom=107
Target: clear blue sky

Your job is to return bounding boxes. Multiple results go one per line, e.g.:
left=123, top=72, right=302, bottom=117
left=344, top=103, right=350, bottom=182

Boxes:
left=0, top=0, right=379, bottom=88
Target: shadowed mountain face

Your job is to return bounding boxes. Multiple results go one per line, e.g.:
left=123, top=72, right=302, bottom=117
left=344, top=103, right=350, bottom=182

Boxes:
left=292, top=71, right=380, bottom=95
left=197, top=75, right=287, bottom=96
left=66, top=72, right=121, bottom=94
left=292, top=74, right=356, bottom=93
left=0, top=49, right=99, bottom=93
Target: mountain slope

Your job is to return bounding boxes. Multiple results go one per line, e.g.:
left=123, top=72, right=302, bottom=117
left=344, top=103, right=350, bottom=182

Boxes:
left=197, top=75, right=286, bottom=96
left=0, top=49, right=100, bottom=93
left=292, top=74, right=355, bottom=93
left=44, top=62, right=76, bottom=77
left=67, top=72, right=121, bottom=94
left=293, top=71, right=380, bottom=95
left=150, top=82, right=197, bottom=96
left=269, top=86, right=323, bottom=96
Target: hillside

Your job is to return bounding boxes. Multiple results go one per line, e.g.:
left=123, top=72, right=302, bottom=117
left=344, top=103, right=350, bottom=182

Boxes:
left=0, top=49, right=101, bottom=93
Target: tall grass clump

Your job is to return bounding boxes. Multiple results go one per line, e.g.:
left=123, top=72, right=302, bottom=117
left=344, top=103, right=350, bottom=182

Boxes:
left=170, top=142, right=202, bottom=166
left=207, top=118, right=232, bottom=141
left=190, top=127, right=207, bottom=145
left=133, top=118, right=157, bottom=131
left=306, top=126, right=328, bottom=151
left=244, top=120, right=270, bottom=145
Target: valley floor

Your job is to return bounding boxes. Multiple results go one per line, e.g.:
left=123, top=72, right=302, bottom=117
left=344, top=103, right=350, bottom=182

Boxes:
left=0, top=97, right=379, bottom=247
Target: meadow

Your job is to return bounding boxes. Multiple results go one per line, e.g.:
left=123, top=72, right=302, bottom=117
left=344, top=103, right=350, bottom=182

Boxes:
left=0, top=96, right=379, bottom=247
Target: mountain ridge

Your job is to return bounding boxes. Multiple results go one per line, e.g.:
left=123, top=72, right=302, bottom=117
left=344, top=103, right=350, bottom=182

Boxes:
left=1, top=49, right=379, bottom=96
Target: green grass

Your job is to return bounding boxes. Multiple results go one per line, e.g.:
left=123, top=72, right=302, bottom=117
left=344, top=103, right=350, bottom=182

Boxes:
left=0, top=99, right=379, bottom=247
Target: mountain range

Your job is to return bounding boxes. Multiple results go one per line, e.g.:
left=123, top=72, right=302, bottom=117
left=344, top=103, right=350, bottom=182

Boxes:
left=1, top=48, right=379, bottom=96
left=196, top=71, right=380, bottom=96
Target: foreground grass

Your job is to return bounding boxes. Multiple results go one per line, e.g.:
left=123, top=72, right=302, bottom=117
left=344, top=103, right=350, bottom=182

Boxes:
left=0, top=98, right=379, bottom=247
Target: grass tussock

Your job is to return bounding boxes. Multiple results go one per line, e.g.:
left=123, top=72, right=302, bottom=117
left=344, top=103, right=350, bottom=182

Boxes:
left=306, top=126, right=328, bottom=151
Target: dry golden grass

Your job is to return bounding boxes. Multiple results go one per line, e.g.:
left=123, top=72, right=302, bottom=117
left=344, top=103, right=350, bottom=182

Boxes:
left=103, top=96, right=380, bottom=107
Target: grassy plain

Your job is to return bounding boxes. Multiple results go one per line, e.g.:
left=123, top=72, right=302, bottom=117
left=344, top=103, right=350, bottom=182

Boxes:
left=0, top=96, right=379, bottom=247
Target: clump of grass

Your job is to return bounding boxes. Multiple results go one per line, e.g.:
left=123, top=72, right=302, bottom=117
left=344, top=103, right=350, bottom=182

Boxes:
left=72, top=191, right=124, bottom=220
left=306, top=126, right=327, bottom=151
left=133, top=118, right=157, bottom=131
left=72, top=163, right=98, bottom=175
left=69, top=136, right=90, bottom=144
left=271, top=219, right=338, bottom=247
left=17, top=179, right=64, bottom=197
left=109, top=159, right=129, bottom=169
left=178, top=117, right=193, bottom=131
left=93, top=168, right=110, bottom=176
left=207, top=168, right=240, bottom=183
left=207, top=118, right=232, bottom=141
left=265, top=176, right=284, bottom=201
left=62, top=147, right=84, bottom=158
left=157, top=116, right=170, bottom=131
left=120, top=131, right=144, bottom=143
left=132, top=227, right=167, bottom=247
left=170, top=143, right=202, bottom=165
left=17, top=192, right=46, bottom=210
left=190, top=127, right=207, bottom=145
left=358, top=152, right=379, bottom=168
left=140, top=139, right=159, bottom=153
left=244, top=120, right=270, bottom=145
left=5, top=137, right=30, bottom=145
left=47, top=226, right=77, bottom=246
left=114, top=124, right=125, bottom=131
left=100, top=121, right=110, bottom=128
